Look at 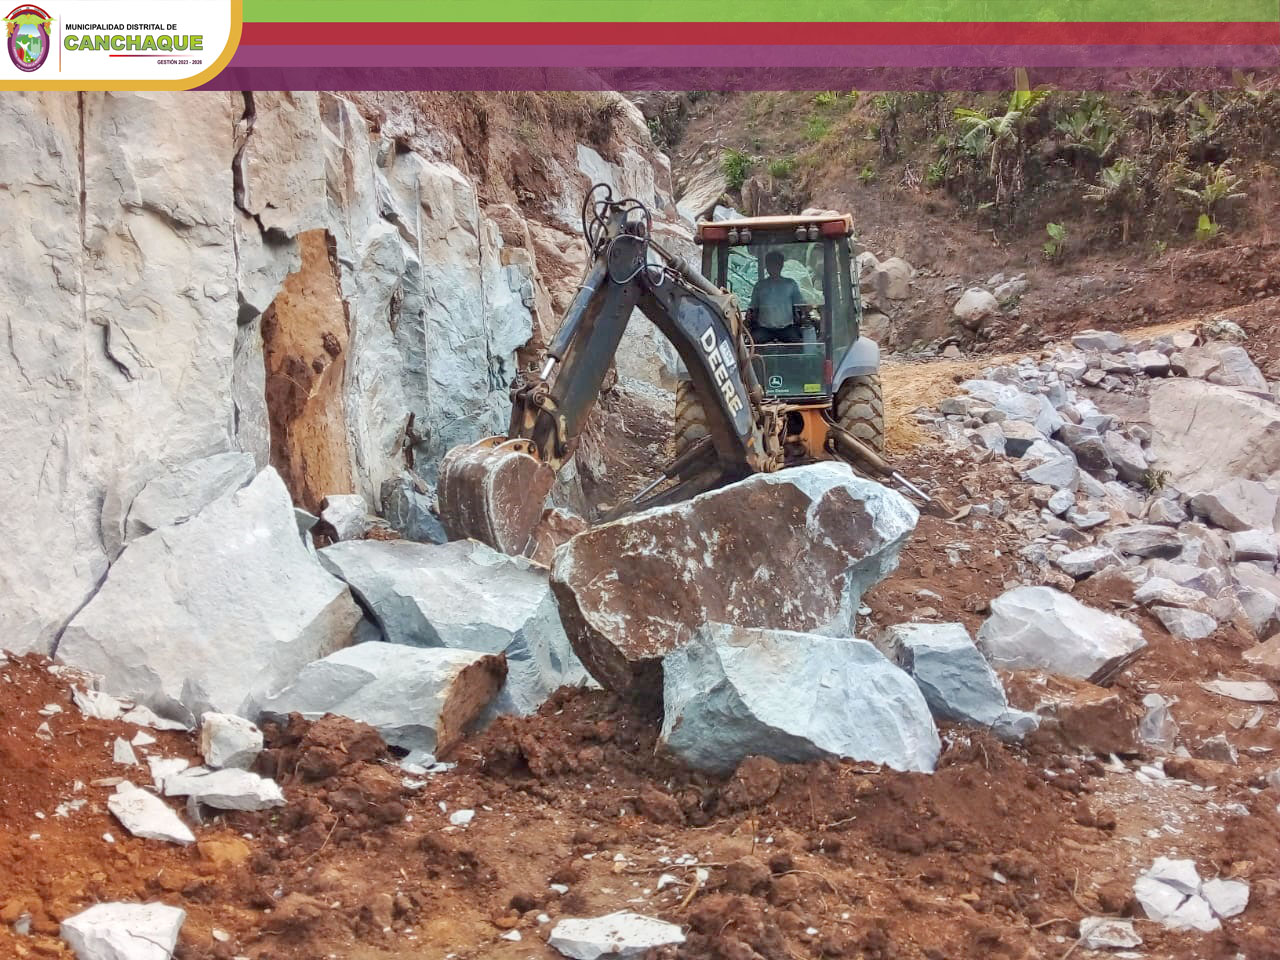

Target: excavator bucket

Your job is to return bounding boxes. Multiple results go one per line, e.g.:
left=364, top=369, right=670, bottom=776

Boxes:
left=437, top=436, right=556, bottom=557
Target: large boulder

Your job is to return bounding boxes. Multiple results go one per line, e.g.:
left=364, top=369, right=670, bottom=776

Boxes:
left=868, top=257, right=913, bottom=301
left=661, top=624, right=940, bottom=774
left=977, top=586, right=1146, bottom=683
left=1146, top=379, right=1280, bottom=493
left=257, top=642, right=507, bottom=755
left=1189, top=478, right=1279, bottom=533
left=551, top=464, right=918, bottom=698
left=57, top=469, right=362, bottom=724
left=953, top=288, right=999, bottom=329
left=318, top=539, right=588, bottom=715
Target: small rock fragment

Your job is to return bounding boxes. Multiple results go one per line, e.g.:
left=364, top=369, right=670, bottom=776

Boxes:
left=107, top=782, right=195, bottom=845
left=1078, top=917, right=1142, bottom=949
left=60, top=902, right=186, bottom=960
left=547, top=911, right=686, bottom=960
left=162, top=767, right=285, bottom=811
left=199, top=713, right=263, bottom=770
left=1198, top=679, right=1277, bottom=703
left=112, top=738, right=138, bottom=766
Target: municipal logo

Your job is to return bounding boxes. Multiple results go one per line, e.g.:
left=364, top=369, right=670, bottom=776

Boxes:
left=4, top=4, right=52, bottom=72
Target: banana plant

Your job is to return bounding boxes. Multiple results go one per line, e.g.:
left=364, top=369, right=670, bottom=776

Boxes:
left=952, top=68, right=1050, bottom=205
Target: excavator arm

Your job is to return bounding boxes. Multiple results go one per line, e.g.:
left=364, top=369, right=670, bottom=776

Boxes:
left=438, top=185, right=772, bottom=556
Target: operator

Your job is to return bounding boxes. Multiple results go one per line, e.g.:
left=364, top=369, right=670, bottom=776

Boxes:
left=748, top=251, right=808, bottom=344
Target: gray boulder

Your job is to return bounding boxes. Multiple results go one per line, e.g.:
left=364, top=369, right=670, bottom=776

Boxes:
left=1190, top=479, right=1279, bottom=533
left=1055, top=425, right=1111, bottom=473
left=57, top=469, right=362, bottom=724
left=881, top=622, right=1035, bottom=736
left=380, top=471, right=446, bottom=544
left=1137, top=350, right=1171, bottom=377
left=319, top=494, right=370, bottom=541
left=1147, top=379, right=1280, bottom=493
left=1146, top=560, right=1225, bottom=596
left=1152, top=606, right=1217, bottom=641
left=257, top=642, right=507, bottom=755
left=1073, top=330, right=1129, bottom=352
left=318, top=539, right=588, bottom=715
left=1103, top=432, right=1148, bottom=483
left=1101, top=524, right=1184, bottom=559
left=977, top=586, right=1146, bottom=683
left=1021, top=453, right=1079, bottom=491
left=1134, top=578, right=1208, bottom=609
left=1055, top=546, right=1122, bottom=579
left=1229, top=529, right=1278, bottom=563
left=999, top=420, right=1043, bottom=457
left=199, top=713, right=263, bottom=770
left=1146, top=497, right=1187, bottom=525
left=1206, top=345, right=1268, bottom=391
left=662, top=624, right=939, bottom=774
left=552, top=463, right=916, bottom=698
left=953, top=288, right=999, bottom=329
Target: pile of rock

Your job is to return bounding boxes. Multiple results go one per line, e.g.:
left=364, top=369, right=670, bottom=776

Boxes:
left=53, top=456, right=592, bottom=767
left=551, top=462, right=947, bottom=773
left=927, top=327, right=1280, bottom=652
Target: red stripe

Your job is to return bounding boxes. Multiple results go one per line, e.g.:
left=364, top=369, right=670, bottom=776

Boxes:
left=241, top=21, right=1277, bottom=46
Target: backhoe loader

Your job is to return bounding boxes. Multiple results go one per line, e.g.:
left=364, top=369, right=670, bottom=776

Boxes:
left=437, top=184, right=929, bottom=557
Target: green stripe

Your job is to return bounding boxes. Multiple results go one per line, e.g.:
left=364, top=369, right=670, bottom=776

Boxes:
left=243, top=0, right=1279, bottom=23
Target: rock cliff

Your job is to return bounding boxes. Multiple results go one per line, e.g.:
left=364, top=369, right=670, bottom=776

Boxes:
left=0, top=90, right=686, bottom=655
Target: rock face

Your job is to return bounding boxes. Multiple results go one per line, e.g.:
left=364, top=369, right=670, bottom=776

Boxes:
left=552, top=464, right=918, bottom=698
left=318, top=539, right=587, bottom=715
left=1, top=89, right=684, bottom=661
left=661, top=624, right=940, bottom=774
left=1, top=93, right=237, bottom=656
left=257, top=642, right=507, bottom=755
left=57, top=469, right=362, bottom=724
left=113, top=453, right=257, bottom=554
left=977, top=586, right=1146, bottom=683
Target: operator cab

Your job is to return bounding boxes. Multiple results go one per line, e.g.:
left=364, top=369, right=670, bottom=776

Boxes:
left=697, top=214, right=862, bottom=402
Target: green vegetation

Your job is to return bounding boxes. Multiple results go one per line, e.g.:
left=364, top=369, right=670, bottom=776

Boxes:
left=767, top=156, right=796, bottom=179
left=804, top=114, right=831, bottom=142
left=1042, top=222, right=1066, bottom=259
left=811, top=91, right=840, bottom=107
left=858, top=163, right=876, bottom=185
left=721, top=148, right=755, bottom=190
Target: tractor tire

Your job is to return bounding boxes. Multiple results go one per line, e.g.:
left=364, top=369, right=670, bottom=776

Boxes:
left=674, top=380, right=709, bottom=457
left=835, top=373, right=885, bottom=454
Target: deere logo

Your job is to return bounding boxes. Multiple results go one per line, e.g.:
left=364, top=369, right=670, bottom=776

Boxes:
left=4, top=4, right=52, bottom=72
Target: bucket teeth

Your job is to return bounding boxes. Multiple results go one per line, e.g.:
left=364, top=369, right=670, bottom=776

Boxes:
left=437, top=436, right=555, bottom=557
